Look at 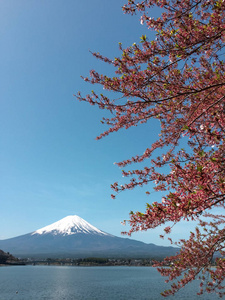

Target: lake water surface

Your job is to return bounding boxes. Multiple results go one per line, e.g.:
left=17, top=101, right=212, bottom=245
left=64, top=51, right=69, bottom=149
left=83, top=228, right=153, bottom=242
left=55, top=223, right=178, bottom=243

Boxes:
left=0, top=265, right=221, bottom=299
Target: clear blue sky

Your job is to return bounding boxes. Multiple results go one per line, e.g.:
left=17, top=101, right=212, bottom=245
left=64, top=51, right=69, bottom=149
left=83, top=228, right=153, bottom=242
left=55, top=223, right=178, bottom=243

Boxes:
left=0, top=0, right=195, bottom=245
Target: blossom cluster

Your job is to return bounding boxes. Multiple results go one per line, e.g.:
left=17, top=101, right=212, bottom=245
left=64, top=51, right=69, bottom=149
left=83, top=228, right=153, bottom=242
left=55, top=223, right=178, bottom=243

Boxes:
left=77, top=0, right=225, bottom=296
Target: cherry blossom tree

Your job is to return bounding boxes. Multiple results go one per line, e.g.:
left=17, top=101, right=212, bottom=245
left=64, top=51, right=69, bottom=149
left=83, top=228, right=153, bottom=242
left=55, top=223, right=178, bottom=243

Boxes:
left=77, top=0, right=225, bottom=296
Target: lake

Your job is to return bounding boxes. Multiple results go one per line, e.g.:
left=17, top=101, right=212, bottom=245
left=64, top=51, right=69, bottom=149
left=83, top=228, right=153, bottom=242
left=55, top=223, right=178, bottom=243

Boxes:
left=0, top=266, right=221, bottom=299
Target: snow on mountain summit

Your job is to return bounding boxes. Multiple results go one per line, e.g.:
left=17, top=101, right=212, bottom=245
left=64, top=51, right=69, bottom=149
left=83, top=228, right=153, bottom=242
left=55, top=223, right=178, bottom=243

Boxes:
left=32, top=215, right=109, bottom=236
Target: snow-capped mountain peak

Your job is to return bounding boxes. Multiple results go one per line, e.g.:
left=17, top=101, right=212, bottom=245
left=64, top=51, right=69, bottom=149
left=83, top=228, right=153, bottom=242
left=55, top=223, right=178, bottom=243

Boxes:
left=32, top=215, right=109, bottom=236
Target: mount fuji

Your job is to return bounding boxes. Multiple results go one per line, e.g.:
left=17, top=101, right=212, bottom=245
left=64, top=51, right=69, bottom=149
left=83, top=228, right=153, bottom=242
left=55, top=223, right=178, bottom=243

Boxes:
left=0, top=215, right=178, bottom=259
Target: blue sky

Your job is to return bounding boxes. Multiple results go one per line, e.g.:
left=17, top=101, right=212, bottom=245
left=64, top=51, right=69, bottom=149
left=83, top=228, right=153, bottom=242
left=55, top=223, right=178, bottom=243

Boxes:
left=0, top=0, right=196, bottom=246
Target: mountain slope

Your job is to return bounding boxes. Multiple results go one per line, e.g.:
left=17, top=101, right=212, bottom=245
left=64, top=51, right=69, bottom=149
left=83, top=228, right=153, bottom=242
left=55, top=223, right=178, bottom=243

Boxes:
left=0, top=215, right=178, bottom=259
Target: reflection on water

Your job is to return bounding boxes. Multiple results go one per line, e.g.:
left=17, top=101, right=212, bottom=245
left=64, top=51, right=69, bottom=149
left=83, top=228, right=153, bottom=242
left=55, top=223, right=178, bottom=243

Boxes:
left=0, top=266, right=221, bottom=300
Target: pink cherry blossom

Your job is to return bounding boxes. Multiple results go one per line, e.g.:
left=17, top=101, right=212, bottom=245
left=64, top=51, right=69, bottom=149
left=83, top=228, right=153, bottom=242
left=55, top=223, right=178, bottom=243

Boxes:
left=77, top=0, right=225, bottom=297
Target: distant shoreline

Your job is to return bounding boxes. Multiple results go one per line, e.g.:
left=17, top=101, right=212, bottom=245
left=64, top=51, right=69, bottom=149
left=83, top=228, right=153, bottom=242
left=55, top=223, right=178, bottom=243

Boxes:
left=0, top=261, right=26, bottom=266
left=8, top=257, right=154, bottom=267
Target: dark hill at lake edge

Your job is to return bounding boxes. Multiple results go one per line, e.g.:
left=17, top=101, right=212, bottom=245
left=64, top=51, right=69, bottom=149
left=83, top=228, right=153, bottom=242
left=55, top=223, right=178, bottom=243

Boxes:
left=0, top=249, right=24, bottom=265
